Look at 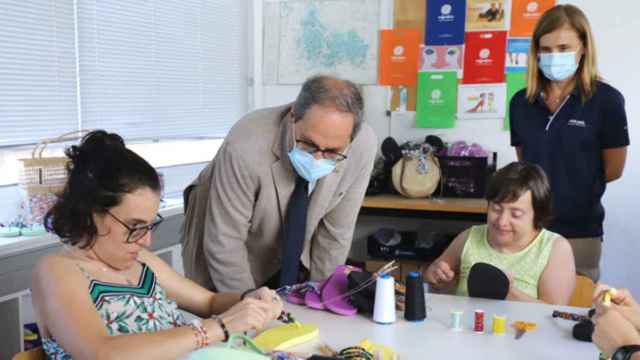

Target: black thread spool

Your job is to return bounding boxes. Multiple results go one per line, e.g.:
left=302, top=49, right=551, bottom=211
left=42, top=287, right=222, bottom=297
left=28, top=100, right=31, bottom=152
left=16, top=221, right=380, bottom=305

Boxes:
left=404, top=271, right=426, bottom=321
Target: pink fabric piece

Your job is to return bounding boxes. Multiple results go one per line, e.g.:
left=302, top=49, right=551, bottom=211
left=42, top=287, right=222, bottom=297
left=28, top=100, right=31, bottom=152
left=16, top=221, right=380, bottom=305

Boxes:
left=286, top=289, right=306, bottom=305
left=304, top=281, right=326, bottom=310
left=321, top=265, right=361, bottom=316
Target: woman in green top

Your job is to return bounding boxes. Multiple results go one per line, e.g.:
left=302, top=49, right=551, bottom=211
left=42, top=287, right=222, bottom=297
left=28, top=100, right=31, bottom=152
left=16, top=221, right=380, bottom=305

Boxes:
left=423, top=162, right=576, bottom=305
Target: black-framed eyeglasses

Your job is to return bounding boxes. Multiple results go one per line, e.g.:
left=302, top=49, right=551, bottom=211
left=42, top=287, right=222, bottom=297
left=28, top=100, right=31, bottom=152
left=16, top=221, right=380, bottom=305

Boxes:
left=106, top=211, right=164, bottom=243
left=295, top=139, right=348, bottom=162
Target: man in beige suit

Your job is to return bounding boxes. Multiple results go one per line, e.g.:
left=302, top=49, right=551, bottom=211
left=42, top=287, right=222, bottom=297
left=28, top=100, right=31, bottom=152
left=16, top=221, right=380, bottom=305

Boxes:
left=181, top=75, right=377, bottom=292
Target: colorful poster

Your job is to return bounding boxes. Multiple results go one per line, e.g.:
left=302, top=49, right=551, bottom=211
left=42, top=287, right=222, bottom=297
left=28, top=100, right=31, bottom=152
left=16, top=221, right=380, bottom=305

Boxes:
left=506, top=38, right=531, bottom=73
left=466, top=0, right=507, bottom=30
left=419, top=45, right=463, bottom=72
left=378, top=29, right=421, bottom=86
left=510, top=0, right=556, bottom=37
left=416, top=72, right=458, bottom=128
left=457, top=83, right=507, bottom=120
left=504, top=72, right=527, bottom=130
left=463, top=31, right=507, bottom=84
left=426, top=0, right=466, bottom=45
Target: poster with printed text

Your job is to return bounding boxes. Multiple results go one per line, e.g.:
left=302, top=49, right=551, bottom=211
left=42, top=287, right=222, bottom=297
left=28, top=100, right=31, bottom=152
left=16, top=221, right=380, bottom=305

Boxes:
left=506, top=38, right=531, bottom=73
left=466, top=0, right=508, bottom=31
left=416, top=72, right=458, bottom=128
left=457, top=83, right=507, bottom=120
left=420, top=45, right=463, bottom=72
left=510, top=0, right=556, bottom=37
left=463, top=31, right=507, bottom=84
left=426, top=0, right=466, bottom=45
left=379, top=29, right=421, bottom=86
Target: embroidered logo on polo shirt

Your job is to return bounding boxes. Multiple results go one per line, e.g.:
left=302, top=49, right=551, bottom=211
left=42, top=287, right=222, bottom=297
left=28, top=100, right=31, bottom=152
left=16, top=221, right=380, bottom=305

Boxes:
left=567, top=119, right=586, bottom=127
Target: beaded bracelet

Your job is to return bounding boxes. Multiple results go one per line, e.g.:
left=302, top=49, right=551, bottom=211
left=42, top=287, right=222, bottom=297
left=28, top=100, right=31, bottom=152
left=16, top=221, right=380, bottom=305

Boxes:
left=212, top=315, right=230, bottom=342
left=189, top=319, right=210, bottom=348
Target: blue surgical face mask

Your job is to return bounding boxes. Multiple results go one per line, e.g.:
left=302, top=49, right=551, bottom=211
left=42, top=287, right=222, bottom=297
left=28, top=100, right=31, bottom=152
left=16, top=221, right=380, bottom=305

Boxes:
left=538, top=52, right=579, bottom=81
left=288, top=146, right=336, bottom=183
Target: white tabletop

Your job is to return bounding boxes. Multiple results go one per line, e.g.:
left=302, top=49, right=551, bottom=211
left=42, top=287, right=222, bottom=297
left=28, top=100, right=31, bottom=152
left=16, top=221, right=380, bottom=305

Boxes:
left=286, top=293, right=599, bottom=360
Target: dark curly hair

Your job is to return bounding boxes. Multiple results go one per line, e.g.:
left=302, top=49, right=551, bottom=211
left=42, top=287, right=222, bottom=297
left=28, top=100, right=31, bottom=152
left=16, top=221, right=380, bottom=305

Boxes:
left=486, top=161, right=552, bottom=229
left=44, top=130, right=160, bottom=248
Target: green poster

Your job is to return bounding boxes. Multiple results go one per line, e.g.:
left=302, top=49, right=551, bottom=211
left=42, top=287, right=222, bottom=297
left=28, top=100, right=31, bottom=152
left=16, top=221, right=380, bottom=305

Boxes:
left=504, top=72, right=527, bottom=130
left=416, top=71, right=458, bottom=128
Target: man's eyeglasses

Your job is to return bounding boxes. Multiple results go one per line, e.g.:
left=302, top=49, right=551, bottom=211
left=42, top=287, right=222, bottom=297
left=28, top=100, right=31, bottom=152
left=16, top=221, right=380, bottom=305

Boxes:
left=106, top=211, right=164, bottom=243
left=295, top=139, right=348, bottom=162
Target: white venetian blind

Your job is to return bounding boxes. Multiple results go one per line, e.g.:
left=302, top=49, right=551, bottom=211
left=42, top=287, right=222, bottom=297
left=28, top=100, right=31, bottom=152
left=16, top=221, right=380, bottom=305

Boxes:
left=0, top=0, right=79, bottom=147
left=77, top=0, right=248, bottom=140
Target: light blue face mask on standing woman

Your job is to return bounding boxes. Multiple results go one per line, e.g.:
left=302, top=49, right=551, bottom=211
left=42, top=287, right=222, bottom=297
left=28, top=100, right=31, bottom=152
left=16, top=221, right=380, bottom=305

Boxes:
left=538, top=52, right=579, bottom=81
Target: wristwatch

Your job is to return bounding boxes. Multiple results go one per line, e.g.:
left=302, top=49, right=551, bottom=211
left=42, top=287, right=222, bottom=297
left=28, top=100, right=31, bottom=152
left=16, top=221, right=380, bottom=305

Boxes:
left=612, top=345, right=640, bottom=360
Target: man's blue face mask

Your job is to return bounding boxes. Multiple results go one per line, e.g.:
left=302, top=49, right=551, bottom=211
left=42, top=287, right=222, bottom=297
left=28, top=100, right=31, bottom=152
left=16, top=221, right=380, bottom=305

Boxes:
left=538, top=52, right=579, bottom=81
left=288, top=146, right=336, bottom=182
left=288, top=123, right=337, bottom=183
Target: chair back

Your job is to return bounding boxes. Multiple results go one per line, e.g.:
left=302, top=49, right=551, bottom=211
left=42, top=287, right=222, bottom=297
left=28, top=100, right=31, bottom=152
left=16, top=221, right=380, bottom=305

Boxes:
left=569, top=275, right=595, bottom=308
left=12, top=347, right=45, bottom=360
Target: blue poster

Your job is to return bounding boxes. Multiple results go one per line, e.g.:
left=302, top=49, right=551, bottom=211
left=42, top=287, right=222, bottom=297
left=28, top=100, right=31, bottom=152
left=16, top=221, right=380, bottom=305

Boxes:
left=425, top=0, right=466, bottom=45
left=506, top=38, right=531, bottom=73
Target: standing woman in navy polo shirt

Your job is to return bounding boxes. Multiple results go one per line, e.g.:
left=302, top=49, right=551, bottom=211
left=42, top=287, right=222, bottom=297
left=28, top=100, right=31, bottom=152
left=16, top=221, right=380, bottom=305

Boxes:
left=510, top=4, right=630, bottom=282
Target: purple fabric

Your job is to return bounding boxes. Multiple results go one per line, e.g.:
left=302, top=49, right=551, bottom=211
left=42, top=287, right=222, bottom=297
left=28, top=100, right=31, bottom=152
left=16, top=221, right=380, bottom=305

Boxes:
left=321, top=265, right=361, bottom=316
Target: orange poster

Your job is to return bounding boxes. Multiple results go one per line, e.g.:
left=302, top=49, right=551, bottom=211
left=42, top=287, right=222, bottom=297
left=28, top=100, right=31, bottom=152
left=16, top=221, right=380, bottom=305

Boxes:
left=379, top=29, right=421, bottom=86
left=510, top=0, right=556, bottom=37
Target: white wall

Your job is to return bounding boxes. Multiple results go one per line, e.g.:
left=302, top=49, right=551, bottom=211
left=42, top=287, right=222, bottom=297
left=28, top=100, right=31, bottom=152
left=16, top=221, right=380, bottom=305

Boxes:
left=256, top=0, right=639, bottom=297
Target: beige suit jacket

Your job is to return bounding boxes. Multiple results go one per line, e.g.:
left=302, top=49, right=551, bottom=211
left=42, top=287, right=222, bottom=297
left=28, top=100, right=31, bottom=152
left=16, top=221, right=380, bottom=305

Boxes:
left=180, top=104, right=377, bottom=292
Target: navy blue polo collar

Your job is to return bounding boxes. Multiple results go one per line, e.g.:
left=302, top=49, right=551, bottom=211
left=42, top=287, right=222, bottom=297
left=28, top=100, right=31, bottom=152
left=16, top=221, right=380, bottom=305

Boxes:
left=536, top=85, right=581, bottom=108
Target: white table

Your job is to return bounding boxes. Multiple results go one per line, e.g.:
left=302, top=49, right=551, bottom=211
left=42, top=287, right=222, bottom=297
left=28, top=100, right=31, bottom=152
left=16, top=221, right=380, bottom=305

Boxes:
left=286, top=293, right=599, bottom=360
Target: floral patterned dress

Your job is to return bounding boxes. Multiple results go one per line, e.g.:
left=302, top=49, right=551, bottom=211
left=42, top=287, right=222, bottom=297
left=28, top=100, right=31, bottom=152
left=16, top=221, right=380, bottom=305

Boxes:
left=42, top=263, right=187, bottom=359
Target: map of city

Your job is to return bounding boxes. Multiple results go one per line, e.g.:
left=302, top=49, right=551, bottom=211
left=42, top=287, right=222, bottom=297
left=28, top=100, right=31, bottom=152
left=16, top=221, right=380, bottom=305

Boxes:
left=264, top=0, right=380, bottom=85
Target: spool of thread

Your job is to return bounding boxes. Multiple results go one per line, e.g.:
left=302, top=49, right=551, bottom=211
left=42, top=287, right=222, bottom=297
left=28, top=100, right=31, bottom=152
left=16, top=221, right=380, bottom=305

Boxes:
left=404, top=272, right=426, bottom=321
left=450, top=310, right=464, bottom=331
left=492, top=314, right=507, bottom=335
left=474, top=310, right=485, bottom=333
left=373, top=274, right=396, bottom=324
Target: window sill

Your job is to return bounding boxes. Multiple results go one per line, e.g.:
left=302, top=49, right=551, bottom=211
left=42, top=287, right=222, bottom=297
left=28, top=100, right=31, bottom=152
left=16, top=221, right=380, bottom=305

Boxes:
left=0, top=195, right=184, bottom=259
left=0, top=138, right=223, bottom=187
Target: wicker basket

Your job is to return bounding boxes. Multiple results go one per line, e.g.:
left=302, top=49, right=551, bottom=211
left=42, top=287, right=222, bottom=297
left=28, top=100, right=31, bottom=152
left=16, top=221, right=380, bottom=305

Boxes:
left=18, top=131, right=89, bottom=224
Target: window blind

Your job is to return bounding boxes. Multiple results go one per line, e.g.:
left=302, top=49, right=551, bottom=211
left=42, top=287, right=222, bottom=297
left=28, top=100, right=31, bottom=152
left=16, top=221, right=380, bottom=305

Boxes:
left=0, top=0, right=79, bottom=147
left=77, top=0, right=248, bottom=140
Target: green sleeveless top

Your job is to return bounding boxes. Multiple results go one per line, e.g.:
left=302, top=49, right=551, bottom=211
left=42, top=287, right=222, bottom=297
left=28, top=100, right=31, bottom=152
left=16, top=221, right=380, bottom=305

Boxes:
left=456, top=225, right=557, bottom=299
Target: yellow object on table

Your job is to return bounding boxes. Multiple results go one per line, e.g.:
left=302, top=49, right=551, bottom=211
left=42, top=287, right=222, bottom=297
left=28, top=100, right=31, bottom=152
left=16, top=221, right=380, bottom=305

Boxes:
left=603, top=288, right=617, bottom=307
left=253, top=323, right=319, bottom=351
left=358, top=339, right=398, bottom=360
left=492, top=315, right=507, bottom=335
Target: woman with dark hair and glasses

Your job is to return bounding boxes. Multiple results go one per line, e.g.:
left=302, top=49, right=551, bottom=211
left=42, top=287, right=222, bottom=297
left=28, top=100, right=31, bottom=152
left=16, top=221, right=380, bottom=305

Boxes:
left=423, top=162, right=576, bottom=305
left=32, top=131, right=282, bottom=360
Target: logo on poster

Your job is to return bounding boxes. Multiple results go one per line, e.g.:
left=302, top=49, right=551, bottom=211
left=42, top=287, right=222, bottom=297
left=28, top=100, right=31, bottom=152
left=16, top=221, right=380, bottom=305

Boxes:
left=429, top=89, right=444, bottom=104
left=524, top=1, right=541, bottom=18
left=392, top=46, right=406, bottom=62
left=476, top=48, right=493, bottom=65
left=438, top=4, right=455, bottom=22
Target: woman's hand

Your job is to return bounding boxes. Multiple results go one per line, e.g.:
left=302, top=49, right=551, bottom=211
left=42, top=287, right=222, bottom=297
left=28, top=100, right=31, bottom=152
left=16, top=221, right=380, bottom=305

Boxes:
left=244, top=287, right=284, bottom=321
left=218, top=297, right=277, bottom=334
left=593, top=306, right=640, bottom=358
left=594, top=285, right=640, bottom=331
left=424, top=260, right=455, bottom=289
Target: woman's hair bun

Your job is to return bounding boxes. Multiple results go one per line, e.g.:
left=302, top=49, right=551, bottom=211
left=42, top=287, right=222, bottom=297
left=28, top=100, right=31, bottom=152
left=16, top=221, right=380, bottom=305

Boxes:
left=66, top=130, right=125, bottom=168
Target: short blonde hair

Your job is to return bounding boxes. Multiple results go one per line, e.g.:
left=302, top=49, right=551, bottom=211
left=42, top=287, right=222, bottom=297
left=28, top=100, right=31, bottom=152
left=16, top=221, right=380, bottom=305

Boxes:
left=526, top=5, right=599, bottom=103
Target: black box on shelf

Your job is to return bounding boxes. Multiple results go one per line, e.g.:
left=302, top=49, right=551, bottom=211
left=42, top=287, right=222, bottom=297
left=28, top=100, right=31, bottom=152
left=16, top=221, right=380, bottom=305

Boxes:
left=435, top=152, right=497, bottom=198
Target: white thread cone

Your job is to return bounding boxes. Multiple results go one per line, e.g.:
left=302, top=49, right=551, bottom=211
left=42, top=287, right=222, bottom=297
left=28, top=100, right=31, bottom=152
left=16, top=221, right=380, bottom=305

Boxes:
left=373, top=274, right=396, bottom=324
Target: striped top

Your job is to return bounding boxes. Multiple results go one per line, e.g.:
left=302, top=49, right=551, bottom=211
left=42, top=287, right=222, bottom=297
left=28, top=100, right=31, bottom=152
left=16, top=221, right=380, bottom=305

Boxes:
left=42, top=262, right=186, bottom=360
